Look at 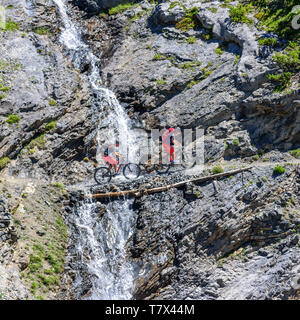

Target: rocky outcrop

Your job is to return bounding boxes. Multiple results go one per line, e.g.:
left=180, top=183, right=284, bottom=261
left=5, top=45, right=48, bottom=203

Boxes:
left=128, top=164, right=300, bottom=299
left=0, top=177, right=71, bottom=300
left=98, top=0, right=299, bottom=156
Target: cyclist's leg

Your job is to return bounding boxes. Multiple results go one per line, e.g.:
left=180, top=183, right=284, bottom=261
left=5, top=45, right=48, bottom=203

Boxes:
left=104, top=156, right=117, bottom=172
left=170, top=146, right=175, bottom=164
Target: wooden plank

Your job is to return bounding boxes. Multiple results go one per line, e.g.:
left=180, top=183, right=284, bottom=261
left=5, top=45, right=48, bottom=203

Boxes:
left=89, top=166, right=252, bottom=199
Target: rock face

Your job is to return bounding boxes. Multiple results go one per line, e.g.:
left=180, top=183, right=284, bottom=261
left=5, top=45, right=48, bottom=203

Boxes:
left=0, top=0, right=101, bottom=184
left=128, top=165, right=300, bottom=299
left=99, top=0, right=299, bottom=155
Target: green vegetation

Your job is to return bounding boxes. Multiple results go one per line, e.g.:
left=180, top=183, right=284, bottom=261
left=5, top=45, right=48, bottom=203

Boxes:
left=179, top=61, right=202, bottom=69
left=51, top=182, right=65, bottom=190
left=212, top=166, right=224, bottom=174
left=187, top=36, right=196, bottom=44
left=289, top=149, right=300, bottom=159
left=214, top=47, right=223, bottom=56
left=267, top=41, right=299, bottom=92
left=233, top=138, right=240, bottom=146
left=28, top=134, right=45, bottom=150
left=108, top=2, right=138, bottom=15
left=229, top=4, right=254, bottom=25
left=6, top=114, right=20, bottom=124
left=273, top=165, right=286, bottom=175
left=0, top=94, right=5, bottom=100
left=217, top=259, right=223, bottom=268
left=252, top=154, right=260, bottom=161
left=26, top=236, right=67, bottom=295
left=208, top=7, right=218, bottom=13
left=175, top=7, right=201, bottom=31
left=201, top=68, right=212, bottom=79
left=258, top=37, right=278, bottom=47
left=34, top=28, right=51, bottom=36
left=234, top=55, right=240, bottom=65
left=152, top=54, right=168, bottom=61
left=267, top=72, right=293, bottom=91
left=156, top=79, right=167, bottom=85
left=250, top=0, right=300, bottom=40
left=187, top=80, right=199, bottom=89
left=273, top=42, right=299, bottom=70
left=1, top=19, right=19, bottom=32
left=45, top=121, right=57, bottom=131
left=49, top=99, right=57, bottom=106
left=0, top=157, right=10, bottom=170
left=0, top=84, right=10, bottom=92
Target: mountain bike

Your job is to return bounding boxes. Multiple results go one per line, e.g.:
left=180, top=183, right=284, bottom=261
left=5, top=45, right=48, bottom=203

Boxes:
left=94, top=156, right=141, bottom=184
left=153, top=154, right=196, bottom=174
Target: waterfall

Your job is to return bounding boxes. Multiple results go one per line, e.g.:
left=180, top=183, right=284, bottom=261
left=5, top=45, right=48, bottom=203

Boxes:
left=52, top=0, right=138, bottom=299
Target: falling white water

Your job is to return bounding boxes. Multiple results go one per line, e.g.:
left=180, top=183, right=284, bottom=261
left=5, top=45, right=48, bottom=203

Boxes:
left=73, top=197, right=137, bottom=300
left=52, top=0, right=138, bottom=299
left=53, top=0, right=139, bottom=165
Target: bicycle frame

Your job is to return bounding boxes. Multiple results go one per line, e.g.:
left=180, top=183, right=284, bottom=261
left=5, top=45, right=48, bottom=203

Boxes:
left=106, top=162, right=124, bottom=176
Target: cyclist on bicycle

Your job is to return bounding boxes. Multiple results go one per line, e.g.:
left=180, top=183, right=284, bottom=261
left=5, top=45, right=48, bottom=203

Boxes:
left=162, top=128, right=181, bottom=164
left=102, top=140, right=120, bottom=172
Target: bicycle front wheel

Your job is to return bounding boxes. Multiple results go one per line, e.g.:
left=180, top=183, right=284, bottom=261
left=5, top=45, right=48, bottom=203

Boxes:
left=123, top=164, right=141, bottom=180
left=94, top=167, right=112, bottom=184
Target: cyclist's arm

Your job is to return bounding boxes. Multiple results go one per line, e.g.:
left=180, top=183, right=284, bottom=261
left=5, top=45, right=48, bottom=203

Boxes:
left=174, top=140, right=182, bottom=147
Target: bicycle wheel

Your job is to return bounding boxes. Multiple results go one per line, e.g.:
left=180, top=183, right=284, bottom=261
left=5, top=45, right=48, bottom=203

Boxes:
left=123, top=164, right=141, bottom=180
left=154, top=164, right=170, bottom=174
left=94, top=167, right=112, bottom=184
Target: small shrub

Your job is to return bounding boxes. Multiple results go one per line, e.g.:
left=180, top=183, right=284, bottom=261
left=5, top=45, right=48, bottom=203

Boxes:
left=234, top=55, right=240, bottom=65
left=156, top=79, right=166, bottom=85
left=267, top=72, right=293, bottom=92
left=212, top=166, right=224, bottom=174
left=28, top=134, right=45, bottom=150
left=6, top=114, right=20, bottom=124
left=49, top=99, right=57, bottom=106
left=253, top=154, right=260, bottom=161
left=0, top=157, right=10, bottom=169
left=233, top=138, right=240, bottom=146
left=187, top=36, right=196, bottom=44
left=2, top=19, right=19, bottom=32
left=215, top=46, right=225, bottom=56
left=258, top=37, right=278, bottom=47
left=0, top=85, right=10, bottom=92
left=45, top=121, right=57, bottom=131
left=273, top=165, right=285, bottom=175
left=175, top=7, right=201, bottom=31
left=51, top=182, right=65, bottom=189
